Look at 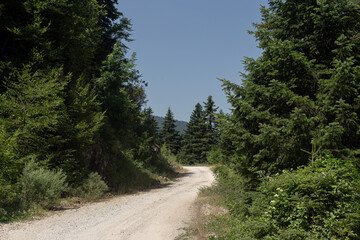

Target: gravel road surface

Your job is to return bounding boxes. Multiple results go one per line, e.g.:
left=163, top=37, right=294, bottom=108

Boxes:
left=0, top=166, right=214, bottom=240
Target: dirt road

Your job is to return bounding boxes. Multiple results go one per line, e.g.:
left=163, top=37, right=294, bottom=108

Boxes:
left=0, top=166, right=214, bottom=240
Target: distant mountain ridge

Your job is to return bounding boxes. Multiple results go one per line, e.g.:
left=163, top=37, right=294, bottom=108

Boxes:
left=154, top=116, right=187, bottom=134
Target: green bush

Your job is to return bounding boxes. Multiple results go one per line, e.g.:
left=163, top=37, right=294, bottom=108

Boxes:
left=257, top=156, right=360, bottom=239
left=212, top=165, right=255, bottom=218
left=0, top=180, right=20, bottom=222
left=20, top=160, right=68, bottom=207
left=78, top=172, right=109, bottom=200
left=175, top=150, right=189, bottom=165
left=209, top=156, right=360, bottom=239
left=152, top=154, right=175, bottom=174
left=207, top=147, right=224, bottom=164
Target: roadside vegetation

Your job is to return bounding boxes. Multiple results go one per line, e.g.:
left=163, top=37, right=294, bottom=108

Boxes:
left=196, top=158, right=360, bottom=239
left=1, top=0, right=359, bottom=237
left=175, top=0, right=360, bottom=239
left=0, top=0, right=175, bottom=222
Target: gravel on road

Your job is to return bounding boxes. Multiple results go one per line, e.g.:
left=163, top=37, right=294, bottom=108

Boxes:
left=0, top=166, right=214, bottom=240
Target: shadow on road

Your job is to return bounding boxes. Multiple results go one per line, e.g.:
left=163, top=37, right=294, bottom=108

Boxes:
left=149, top=171, right=195, bottom=190
left=150, top=182, right=175, bottom=189
left=175, top=171, right=194, bottom=179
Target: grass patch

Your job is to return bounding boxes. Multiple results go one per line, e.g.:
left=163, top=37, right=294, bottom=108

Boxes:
left=176, top=185, right=229, bottom=240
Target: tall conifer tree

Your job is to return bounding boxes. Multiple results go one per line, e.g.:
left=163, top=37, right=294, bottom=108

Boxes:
left=221, top=0, right=360, bottom=178
left=160, top=108, right=180, bottom=154
left=203, top=96, right=219, bottom=151
left=95, top=0, right=132, bottom=70
left=182, top=103, right=208, bottom=164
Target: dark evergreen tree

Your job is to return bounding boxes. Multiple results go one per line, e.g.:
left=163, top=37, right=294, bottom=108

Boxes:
left=220, top=0, right=360, bottom=178
left=160, top=108, right=180, bottom=154
left=0, top=64, right=68, bottom=183
left=203, top=95, right=219, bottom=151
left=0, top=0, right=170, bottom=192
left=181, top=103, right=208, bottom=164
left=132, top=108, right=173, bottom=173
left=95, top=43, right=142, bottom=130
left=95, top=0, right=132, bottom=68
left=0, top=0, right=102, bottom=77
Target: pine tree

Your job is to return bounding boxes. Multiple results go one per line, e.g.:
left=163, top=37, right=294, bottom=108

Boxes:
left=0, top=0, right=156, bottom=188
left=95, top=43, right=142, bottom=132
left=160, top=108, right=180, bottom=154
left=133, top=108, right=162, bottom=167
left=0, top=0, right=174, bottom=208
left=203, top=95, right=219, bottom=151
left=221, top=0, right=360, bottom=177
left=95, top=0, right=133, bottom=68
left=0, top=63, right=68, bottom=183
left=182, top=103, right=208, bottom=164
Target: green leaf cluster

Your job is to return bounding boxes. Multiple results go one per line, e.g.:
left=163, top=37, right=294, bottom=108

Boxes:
left=210, top=157, right=360, bottom=239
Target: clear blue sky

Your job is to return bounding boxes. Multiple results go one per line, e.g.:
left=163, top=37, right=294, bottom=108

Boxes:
left=117, top=1, right=267, bottom=121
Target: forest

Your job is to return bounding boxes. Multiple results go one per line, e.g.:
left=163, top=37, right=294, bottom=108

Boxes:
left=0, top=0, right=175, bottom=222
left=1, top=0, right=360, bottom=239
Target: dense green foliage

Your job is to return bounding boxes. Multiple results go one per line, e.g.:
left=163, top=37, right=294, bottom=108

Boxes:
left=203, top=96, right=219, bottom=149
left=0, top=0, right=173, bottom=222
left=75, top=172, right=109, bottom=201
left=180, top=103, right=207, bottom=164
left=220, top=0, right=360, bottom=178
left=179, top=97, right=220, bottom=164
left=208, top=156, right=360, bottom=239
left=20, top=160, right=68, bottom=207
left=203, top=0, right=360, bottom=239
left=160, top=108, right=180, bottom=154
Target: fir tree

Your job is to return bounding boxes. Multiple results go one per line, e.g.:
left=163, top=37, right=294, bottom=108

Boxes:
left=203, top=95, right=219, bottom=151
left=182, top=103, right=207, bottom=164
left=95, top=0, right=133, bottom=68
left=221, top=0, right=360, bottom=178
left=0, top=63, right=68, bottom=183
left=0, top=0, right=169, bottom=192
left=160, top=108, right=180, bottom=154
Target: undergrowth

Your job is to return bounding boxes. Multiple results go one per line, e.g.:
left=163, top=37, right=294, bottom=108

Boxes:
left=203, top=156, right=360, bottom=239
left=1, top=152, right=176, bottom=223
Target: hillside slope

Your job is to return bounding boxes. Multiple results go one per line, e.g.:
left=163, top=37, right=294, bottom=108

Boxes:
left=154, top=116, right=187, bottom=133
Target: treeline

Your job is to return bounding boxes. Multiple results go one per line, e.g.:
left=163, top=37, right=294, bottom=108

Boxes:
left=158, top=95, right=221, bottom=165
left=200, top=0, right=360, bottom=239
left=0, top=0, right=172, bottom=221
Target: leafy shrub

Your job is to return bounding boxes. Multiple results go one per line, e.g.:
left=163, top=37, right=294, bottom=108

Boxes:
left=20, top=160, right=67, bottom=207
left=209, top=156, right=360, bottom=239
left=152, top=154, right=175, bottom=175
left=212, top=165, right=255, bottom=218
left=257, top=156, right=360, bottom=239
left=0, top=180, right=20, bottom=222
left=78, top=172, right=108, bottom=200
left=175, top=150, right=189, bottom=164
left=207, top=147, right=224, bottom=164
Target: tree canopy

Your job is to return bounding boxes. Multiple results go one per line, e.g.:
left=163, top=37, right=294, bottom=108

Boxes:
left=160, top=108, right=180, bottom=154
left=220, top=0, right=360, bottom=178
left=0, top=0, right=173, bottom=221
